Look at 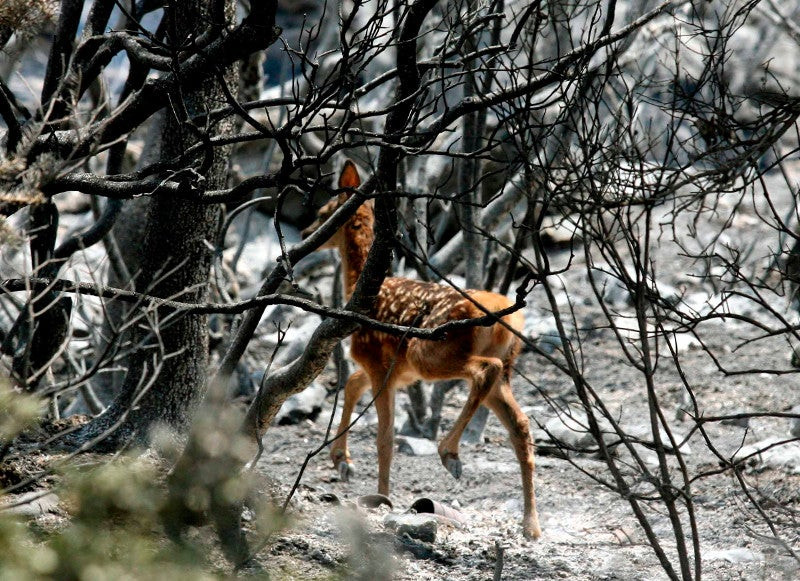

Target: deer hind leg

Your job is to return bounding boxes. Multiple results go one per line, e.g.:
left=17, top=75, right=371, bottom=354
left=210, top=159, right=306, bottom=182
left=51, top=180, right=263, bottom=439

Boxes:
left=436, top=355, right=503, bottom=480
left=330, top=368, right=371, bottom=482
left=484, top=377, right=542, bottom=540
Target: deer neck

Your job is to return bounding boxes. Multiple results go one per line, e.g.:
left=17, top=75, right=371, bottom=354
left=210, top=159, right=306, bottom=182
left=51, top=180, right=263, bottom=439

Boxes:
left=338, top=203, right=376, bottom=298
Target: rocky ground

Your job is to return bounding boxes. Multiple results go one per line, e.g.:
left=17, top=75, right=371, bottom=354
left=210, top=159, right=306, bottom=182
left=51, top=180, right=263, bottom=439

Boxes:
left=253, top=336, right=800, bottom=580
left=245, top=168, right=800, bottom=580
left=244, top=171, right=800, bottom=580
left=3, top=168, right=800, bottom=579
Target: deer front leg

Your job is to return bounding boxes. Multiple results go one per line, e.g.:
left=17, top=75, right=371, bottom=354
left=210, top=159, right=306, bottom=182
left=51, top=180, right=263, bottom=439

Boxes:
left=330, top=369, right=370, bottom=482
left=372, top=379, right=396, bottom=496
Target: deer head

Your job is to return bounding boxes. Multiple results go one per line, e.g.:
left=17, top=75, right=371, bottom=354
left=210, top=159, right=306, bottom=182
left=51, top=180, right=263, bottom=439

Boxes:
left=301, top=160, right=369, bottom=249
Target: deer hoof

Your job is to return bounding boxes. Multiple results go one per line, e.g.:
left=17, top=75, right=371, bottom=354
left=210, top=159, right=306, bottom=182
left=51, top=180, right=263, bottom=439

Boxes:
left=443, top=455, right=462, bottom=480
left=523, top=520, right=542, bottom=541
left=338, top=461, right=355, bottom=482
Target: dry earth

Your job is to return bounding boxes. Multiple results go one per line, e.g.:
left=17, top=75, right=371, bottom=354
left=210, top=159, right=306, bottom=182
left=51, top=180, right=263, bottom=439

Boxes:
left=250, top=169, right=800, bottom=580
left=3, top=171, right=800, bottom=580
left=255, top=338, right=800, bottom=580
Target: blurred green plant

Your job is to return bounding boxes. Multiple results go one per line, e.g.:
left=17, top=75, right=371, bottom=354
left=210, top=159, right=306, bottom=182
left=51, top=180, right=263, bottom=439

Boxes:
left=44, top=459, right=222, bottom=581
left=0, top=378, right=281, bottom=579
left=0, top=455, right=234, bottom=579
left=0, top=379, right=383, bottom=579
left=0, top=379, right=42, bottom=446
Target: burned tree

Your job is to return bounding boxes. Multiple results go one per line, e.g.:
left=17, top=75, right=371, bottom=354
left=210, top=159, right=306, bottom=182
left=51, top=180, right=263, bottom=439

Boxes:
left=2, top=0, right=800, bottom=578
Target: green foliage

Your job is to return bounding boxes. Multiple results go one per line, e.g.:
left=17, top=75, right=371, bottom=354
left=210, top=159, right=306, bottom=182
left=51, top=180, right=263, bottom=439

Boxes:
left=0, top=517, right=58, bottom=581
left=0, top=379, right=281, bottom=579
left=62, top=458, right=163, bottom=530
left=0, top=457, right=228, bottom=580
left=0, top=380, right=42, bottom=441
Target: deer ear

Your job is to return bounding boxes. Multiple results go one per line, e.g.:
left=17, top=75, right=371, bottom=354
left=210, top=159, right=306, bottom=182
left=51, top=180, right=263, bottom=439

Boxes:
left=339, top=160, right=361, bottom=190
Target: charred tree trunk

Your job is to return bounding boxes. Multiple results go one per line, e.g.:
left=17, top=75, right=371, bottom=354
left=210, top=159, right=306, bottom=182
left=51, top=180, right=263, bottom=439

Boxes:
left=69, top=0, right=236, bottom=450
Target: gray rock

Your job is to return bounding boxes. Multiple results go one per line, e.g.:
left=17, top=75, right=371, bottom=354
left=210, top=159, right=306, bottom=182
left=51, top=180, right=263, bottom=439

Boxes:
left=587, top=266, right=681, bottom=308
left=319, top=492, right=341, bottom=505
left=674, top=404, right=692, bottom=423
left=523, top=307, right=572, bottom=355
left=396, top=436, right=438, bottom=456
left=587, top=267, right=631, bottom=307
left=610, top=525, right=641, bottom=545
left=461, top=405, right=489, bottom=443
left=624, top=422, right=691, bottom=455
left=789, top=405, right=800, bottom=438
left=357, top=494, right=393, bottom=509
left=276, top=381, right=327, bottom=425
left=2, top=492, right=60, bottom=517
left=57, top=211, right=95, bottom=242
left=540, top=214, right=579, bottom=244
left=536, top=332, right=563, bottom=355
left=620, top=444, right=660, bottom=467
left=720, top=410, right=750, bottom=429
left=471, top=458, right=518, bottom=474
left=545, top=413, right=594, bottom=449
left=654, top=282, right=682, bottom=306
left=384, top=513, right=438, bottom=543
left=265, top=316, right=322, bottom=368
left=544, top=411, right=613, bottom=451
left=733, top=437, right=800, bottom=473
left=706, top=548, right=764, bottom=564
left=668, top=331, right=701, bottom=353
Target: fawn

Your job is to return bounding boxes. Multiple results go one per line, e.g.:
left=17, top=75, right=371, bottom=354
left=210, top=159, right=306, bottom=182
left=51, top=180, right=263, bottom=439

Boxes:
left=302, top=161, right=541, bottom=539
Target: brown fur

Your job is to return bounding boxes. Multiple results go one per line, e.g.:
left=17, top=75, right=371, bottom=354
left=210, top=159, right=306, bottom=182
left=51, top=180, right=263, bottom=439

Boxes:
left=303, top=161, right=541, bottom=539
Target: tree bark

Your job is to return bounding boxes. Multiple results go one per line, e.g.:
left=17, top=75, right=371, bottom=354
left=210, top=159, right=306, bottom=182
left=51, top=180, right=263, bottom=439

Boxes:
left=70, top=0, right=236, bottom=449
